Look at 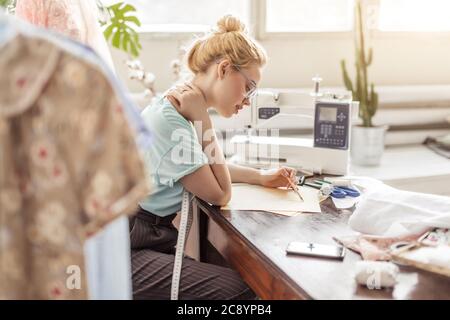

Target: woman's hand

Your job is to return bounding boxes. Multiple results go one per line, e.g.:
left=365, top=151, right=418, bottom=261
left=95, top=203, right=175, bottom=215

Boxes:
left=259, top=167, right=298, bottom=189
left=166, top=82, right=209, bottom=122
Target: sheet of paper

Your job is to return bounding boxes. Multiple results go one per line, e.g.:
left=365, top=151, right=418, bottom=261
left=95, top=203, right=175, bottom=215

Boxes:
left=268, top=210, right=301, bottom=217
left=221, top=183, right=321, bottom=213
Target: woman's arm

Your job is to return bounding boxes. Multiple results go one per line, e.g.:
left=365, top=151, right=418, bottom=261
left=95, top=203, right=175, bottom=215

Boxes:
left=228, top=163, right=298, bottom=188
left=180, top=114, right=232, bottom=205
left=227, top=163, right=261, bottom=184
left=168, top=86, right=232, bottom=206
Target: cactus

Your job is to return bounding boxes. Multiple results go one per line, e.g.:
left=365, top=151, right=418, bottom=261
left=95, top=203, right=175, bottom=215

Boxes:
left=341, top=0, right=378, bottom=127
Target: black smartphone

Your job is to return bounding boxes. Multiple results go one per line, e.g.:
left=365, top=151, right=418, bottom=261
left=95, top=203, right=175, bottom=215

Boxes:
left=286, top=241, right=345, bottom=259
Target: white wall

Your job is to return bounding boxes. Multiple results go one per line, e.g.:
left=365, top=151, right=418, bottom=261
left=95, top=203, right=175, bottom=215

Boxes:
left=111, top=33, right=450, bottom=93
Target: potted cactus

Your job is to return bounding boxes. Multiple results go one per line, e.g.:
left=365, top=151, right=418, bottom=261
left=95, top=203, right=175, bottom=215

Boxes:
left=341, top=0, right=387, bottom=166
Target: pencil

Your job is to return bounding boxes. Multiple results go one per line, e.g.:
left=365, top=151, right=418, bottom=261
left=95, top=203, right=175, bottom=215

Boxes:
left=284, top=176, right=304, bottom=202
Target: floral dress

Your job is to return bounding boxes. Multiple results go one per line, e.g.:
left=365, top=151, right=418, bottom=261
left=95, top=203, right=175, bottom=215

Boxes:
left=0, top=34, right=149, bottom=299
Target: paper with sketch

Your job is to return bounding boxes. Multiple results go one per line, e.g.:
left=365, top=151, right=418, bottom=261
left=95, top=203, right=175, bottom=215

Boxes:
left=221, top=183, right=321, bottom=213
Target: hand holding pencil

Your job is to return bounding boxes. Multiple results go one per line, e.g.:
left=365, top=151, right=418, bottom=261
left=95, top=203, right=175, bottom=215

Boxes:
left=282, top=170, right=304, bottom=202
left=258, top=167, right=303, bottom=201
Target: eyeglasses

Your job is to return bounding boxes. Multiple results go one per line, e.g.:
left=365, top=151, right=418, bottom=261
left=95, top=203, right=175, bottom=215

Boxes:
left=233, top=65, right=257, bottom=100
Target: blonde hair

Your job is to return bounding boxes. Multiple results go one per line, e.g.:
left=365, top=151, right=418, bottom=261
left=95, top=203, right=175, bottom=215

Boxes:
left=186, top=15, right=267, bottom=74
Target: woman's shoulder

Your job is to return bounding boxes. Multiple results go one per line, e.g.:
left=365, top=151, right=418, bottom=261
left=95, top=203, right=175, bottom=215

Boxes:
left=141, top=96, right=192, bottom=132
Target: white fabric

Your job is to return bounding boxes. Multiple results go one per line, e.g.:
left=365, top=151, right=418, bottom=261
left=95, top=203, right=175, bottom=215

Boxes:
left=349, top=183, right=450, bottom=237
left=84, top=217, right=131, bottom=300
left=401, top=245, right=450, bottom=269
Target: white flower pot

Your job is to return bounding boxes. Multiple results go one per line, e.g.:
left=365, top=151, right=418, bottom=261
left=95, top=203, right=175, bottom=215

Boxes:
left=351, top=125, right=388, bottom=166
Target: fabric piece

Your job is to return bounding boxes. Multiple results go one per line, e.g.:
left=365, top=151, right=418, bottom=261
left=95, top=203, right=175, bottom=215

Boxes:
left=84, top=217, right=132, bottom=300
left=129, top=210, right=256, bottom=300
left=334, top=233, right=422, bottom=261
left=139, top=97, right=208, bottom=217
left=0, top=14, right=152, bottom=151
left=398, top=245, right=450, bottom=270
left=3, top=12, right=152, bottom=300
left=15, top=0, right=115, bottom=69
left=348, top=183, right=450, bottom=237
left=0, top=35, right=149, bottom=299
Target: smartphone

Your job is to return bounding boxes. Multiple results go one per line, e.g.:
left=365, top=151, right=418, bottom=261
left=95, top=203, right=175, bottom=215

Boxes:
left=286, top=241, right=345, bottom=259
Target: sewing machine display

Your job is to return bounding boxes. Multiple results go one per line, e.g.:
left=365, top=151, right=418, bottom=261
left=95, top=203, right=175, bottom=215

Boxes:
left=210, top=79, right=359, bottom=175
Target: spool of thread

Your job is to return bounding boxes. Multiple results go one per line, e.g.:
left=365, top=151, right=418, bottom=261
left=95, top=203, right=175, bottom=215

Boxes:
left=354, top=261, right=399, bottom=289
left=320, top=184, right=333, bottom=196
left=311, top=75, right=322, bottom=97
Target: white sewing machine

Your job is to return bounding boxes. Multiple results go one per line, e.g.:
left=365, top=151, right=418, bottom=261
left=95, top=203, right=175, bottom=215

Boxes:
left=210, top=77, right=359, bottom=175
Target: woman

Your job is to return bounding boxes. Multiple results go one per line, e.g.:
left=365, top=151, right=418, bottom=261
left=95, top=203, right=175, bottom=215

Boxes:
left=132, top=15, right=298, bottom=300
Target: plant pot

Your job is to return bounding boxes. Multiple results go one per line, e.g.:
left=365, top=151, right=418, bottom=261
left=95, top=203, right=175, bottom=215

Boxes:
left=351, top=125, right=388, bottom=166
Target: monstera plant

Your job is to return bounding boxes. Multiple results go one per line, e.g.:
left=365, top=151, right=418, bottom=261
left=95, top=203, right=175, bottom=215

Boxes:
left=101, top=1, right=142, bottom=57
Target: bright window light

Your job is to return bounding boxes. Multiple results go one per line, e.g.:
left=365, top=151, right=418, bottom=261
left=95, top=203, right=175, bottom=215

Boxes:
left=101, top=0, right=249, bottom=33
left=379, top=0, right=450, bottom=32
left=265, top=0, right=354, bottom=32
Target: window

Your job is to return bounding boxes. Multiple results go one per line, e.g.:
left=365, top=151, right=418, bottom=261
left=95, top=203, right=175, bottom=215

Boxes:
left=265, top=0, right=354, bottom=32
left=378, top=0, right=450, bottom=32
left=102, top=0, right=250, bottom=33
left=101, top=0, right=450, bottom=36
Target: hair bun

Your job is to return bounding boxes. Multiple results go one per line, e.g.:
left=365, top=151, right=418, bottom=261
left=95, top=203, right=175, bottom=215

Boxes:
left=216, top=15, right=246, bottom=33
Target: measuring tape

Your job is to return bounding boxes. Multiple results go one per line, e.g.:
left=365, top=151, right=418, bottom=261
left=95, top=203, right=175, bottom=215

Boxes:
left=170, top=190, right=193, bottom=300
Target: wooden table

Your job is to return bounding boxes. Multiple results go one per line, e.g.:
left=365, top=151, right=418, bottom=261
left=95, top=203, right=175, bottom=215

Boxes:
left=195, top=197, right=450, bottom=300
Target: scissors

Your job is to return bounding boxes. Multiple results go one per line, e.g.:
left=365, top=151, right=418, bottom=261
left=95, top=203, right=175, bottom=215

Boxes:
left=297, top=177, right=360, bottom=199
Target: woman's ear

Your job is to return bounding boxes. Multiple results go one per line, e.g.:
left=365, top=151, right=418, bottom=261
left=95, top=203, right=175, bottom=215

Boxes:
left=217, top=59, right=231, bottom=79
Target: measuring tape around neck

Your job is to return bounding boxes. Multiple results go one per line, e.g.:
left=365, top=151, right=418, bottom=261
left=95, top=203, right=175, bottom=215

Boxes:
left=170, top=190, right=193, bottom=300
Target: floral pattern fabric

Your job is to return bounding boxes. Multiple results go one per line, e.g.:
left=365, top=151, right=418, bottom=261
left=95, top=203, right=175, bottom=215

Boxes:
left=15, top=0, right=115, bottom=69
left=0, top=34, right=149, bottom=299
left=15, top=0, right=87, bottom=42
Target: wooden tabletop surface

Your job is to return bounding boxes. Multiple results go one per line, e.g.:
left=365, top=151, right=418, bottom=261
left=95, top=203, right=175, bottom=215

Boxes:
left=196, top=197, right=450, bottom=300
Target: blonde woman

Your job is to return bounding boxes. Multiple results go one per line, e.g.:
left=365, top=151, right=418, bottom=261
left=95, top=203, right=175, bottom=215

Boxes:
left=132, top=15, right=297, bottom=300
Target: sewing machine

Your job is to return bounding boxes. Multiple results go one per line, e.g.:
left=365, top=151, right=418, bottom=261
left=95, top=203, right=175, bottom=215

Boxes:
left=210, top=77, right=359, bottom=175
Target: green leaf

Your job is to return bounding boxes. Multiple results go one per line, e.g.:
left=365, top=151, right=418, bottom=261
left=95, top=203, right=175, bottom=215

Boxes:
left=0, top=0, right=11, bottom=8
left=123, top=15, right=141, bottom=27
left=112, top=30, right=122, bottom=49
left=129, top=41, right=138, bottom=57
left=122, top=33, right=130, bottom=52
left=103, top=24, right=115, bottom=40
left=103, top=1, right=142, bottom=57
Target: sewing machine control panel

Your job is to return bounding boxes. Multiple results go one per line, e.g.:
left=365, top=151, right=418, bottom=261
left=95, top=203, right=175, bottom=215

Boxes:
left=314, top=102, right=350, bottom=150
left=258, top=107, right=280, bottom=119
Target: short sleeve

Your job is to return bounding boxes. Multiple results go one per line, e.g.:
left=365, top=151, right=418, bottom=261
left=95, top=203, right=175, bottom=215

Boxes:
left=155, top=111, right=208, bottom=187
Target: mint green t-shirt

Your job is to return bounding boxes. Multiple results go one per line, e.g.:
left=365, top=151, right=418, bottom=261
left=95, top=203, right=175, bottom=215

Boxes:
left=139, top=97, right=208, bottom=216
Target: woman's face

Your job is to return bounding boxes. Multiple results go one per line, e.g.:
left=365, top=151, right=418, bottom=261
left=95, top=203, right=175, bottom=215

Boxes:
left=212, top=61, right=262, bottom=118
